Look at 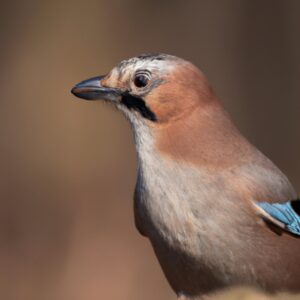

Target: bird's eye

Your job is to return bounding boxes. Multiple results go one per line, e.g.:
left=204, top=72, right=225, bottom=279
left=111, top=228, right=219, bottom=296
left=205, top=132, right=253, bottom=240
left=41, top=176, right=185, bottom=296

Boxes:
left=134, top=74, right=150, bottom=88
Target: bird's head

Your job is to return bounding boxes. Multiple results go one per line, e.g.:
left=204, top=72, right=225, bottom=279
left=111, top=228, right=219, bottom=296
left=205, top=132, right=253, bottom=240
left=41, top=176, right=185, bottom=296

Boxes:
left=71, top=53, right=215, bottom=125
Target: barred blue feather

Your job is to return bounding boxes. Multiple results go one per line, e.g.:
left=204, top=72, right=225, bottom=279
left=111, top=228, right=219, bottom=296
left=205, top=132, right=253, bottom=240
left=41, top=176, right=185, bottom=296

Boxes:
left=257, top=200, right=300, bottom=236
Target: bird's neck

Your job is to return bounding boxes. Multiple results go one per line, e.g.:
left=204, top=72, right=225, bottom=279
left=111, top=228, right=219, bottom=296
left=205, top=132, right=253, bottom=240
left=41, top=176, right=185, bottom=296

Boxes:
left=129, top=109, right=250, bottom=245
left=155, top=102, right=255, bottom=169
left=131, top=101, right=256, bottom=172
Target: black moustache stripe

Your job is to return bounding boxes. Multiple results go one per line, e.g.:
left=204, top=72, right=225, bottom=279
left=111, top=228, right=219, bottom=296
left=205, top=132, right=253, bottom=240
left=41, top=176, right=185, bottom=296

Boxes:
left=121, top=93, right=157, bottom=122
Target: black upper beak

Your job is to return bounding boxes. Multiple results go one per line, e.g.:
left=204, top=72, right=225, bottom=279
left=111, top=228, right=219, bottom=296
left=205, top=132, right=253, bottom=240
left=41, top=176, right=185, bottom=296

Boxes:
left=71, top=75, right=122, bottom=101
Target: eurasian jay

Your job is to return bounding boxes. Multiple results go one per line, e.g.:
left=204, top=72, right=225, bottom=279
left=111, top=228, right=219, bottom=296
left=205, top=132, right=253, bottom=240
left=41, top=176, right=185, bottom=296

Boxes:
left=71, top=54, right=300, bottom=299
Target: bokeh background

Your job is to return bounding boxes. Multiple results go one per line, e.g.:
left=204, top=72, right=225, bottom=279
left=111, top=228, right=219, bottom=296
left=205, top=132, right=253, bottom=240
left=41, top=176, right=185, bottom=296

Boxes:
left=0, top=1, right=299, bottom=299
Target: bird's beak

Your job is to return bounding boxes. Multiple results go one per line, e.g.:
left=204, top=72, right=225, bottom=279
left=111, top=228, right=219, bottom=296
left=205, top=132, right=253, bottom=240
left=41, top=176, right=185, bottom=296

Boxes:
left=71, top=75, right=122, bottom=102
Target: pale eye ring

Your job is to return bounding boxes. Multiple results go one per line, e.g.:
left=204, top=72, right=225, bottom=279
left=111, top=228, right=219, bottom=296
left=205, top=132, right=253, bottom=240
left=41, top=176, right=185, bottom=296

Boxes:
left=133, top=72, right=151, bottom=88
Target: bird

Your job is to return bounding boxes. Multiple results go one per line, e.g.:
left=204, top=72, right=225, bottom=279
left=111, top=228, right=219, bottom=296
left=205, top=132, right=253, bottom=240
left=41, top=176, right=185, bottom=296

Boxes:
left=71, top=53, right=300, bottom=299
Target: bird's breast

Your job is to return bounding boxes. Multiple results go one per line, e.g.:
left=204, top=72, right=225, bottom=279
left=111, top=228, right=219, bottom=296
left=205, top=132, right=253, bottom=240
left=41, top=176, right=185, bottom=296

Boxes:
left=134, top=154, right=262, bottom=295
left=135, top=152, right=242, bottom=257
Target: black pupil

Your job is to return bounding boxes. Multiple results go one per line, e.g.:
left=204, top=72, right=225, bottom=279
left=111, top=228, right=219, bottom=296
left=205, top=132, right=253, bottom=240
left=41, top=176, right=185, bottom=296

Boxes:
left=134, top=75, right=148, bottom=87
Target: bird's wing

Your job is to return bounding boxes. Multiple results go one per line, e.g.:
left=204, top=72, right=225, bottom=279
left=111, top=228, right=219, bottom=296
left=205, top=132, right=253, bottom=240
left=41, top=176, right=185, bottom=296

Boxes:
left=254, top=200, right=300, bottom=236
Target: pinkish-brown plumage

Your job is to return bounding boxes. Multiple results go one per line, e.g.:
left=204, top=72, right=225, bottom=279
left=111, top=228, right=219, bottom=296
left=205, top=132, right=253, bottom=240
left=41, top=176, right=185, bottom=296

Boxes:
left=72, top=54, right=300, bottom=299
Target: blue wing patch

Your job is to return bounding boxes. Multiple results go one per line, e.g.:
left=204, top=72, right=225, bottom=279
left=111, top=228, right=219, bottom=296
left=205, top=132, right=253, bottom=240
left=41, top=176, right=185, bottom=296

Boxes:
left=256, top=200, right=300, bottom=236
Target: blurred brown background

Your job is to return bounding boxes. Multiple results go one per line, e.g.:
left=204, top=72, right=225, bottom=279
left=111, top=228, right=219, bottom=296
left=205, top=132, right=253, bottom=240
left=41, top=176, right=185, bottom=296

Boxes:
left=0, top=1, right=299, bottom=299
